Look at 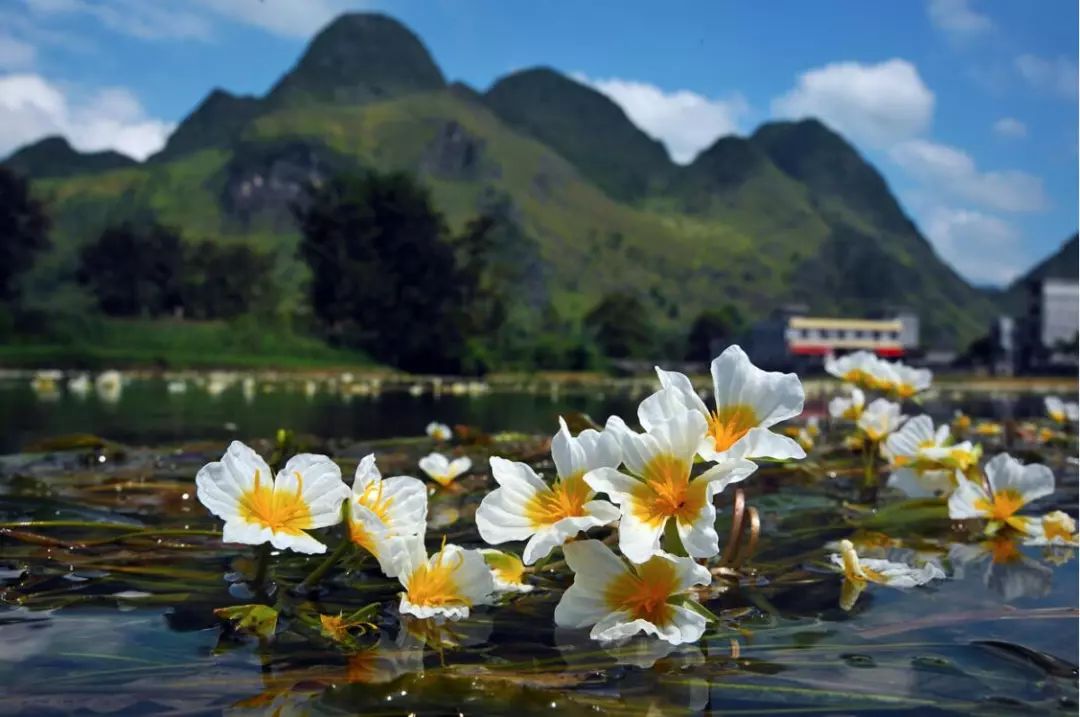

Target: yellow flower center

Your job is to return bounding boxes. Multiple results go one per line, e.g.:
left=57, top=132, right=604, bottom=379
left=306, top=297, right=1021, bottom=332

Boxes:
left=604, top=557, right=679, bottom=626
left=630, top=454, right=705, bottom=526
left=405, top=548, right=467, bottom=608
left=1049, top=409, right=1066, bottom=423
left=348, top=480, right=396, bottom=554
left=238, top=470, right=312, bottom=534
left=707, top=404, right=759, bottom=452
left=974, top=489, right=1025, bottom=521
left=524, top=471, right=592, bottom=528
left=484, top=551, right=526, bottom=585
left=894, top=383, right=916, bottom=399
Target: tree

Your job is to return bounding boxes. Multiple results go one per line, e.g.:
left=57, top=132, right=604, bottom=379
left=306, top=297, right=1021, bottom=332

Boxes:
left=0, top=167, right=51, bottom=302
left=78, top=222, right=184, bottom=317
left=584, top=291, right=654, bottom=359
left=295, top=171, right=467, bottom=372
left=182, top=241, right=274, bottom=319
left=686, top=305, right=744, bottom=361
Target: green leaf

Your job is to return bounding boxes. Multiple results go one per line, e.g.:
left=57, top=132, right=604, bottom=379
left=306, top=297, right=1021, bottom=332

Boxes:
left=214, top=604, right=278, bottom=638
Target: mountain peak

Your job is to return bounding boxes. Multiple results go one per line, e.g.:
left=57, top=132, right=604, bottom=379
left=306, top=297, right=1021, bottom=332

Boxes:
left=483, top=66, right=672, bottom=200
left=152, top=88, right=261, bottom=162
left=751, top=118, right=913, bottom=235
left=266, top=12, right=445, bottom=107
left=3, top=135, right=135, bottom=179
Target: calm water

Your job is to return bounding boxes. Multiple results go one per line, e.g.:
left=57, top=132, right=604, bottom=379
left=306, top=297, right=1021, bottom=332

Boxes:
left=0, top=374, right=1076, bottom=715
left=0, top=375, right=1056, bottom=453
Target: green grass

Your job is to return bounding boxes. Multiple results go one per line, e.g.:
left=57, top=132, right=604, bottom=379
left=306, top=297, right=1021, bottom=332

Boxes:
left=0, top=318, right=374, bottom=370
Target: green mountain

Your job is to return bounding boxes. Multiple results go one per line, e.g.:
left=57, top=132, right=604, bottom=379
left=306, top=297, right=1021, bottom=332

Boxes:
left=266, top=13, right=445, bottom=107
left=483, top=68, right=672, bottom=201
left=152, top=89, right=262, bottom=162
left=5, top=136, right=135, bottom=179
left=2, top=11, right=1011, bottom=353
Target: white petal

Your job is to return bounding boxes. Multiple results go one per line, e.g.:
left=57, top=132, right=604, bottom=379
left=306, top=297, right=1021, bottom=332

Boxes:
left=475, top=457, right=545, bottom=545
left=676, top=498, right=719, bottom=559
left=418, top=453, right=449, bottom=477
left=269, top=529, right=327, bottom=554
left=696, top=457, right=759, bottom=496
left=279, top=453, right=349, bottom=528
left=222, top=520, right=270, bottom=546
left=352, top=453, right=380, bottom=494
left=859, top=558, right=945, bottom=587
left=729, top=427, right=805, bottom=461
left=447, top=546, right=496, bottom=607
left=380, top=475, right=428, bottom=536
left=196, top=441, right=268, bottom=521
left=562, top=539, right=631, bottom=593
left=887, top=468, right=954, bottom=498
left=948, top=479, right=991, bottom=520
left=448, top=456, right=472, bottom=477
left=617, top=509, right=666, bottom=564
left=984, top=453, right=1055, bottom=504
left=710, top=345, right=804, bottom=428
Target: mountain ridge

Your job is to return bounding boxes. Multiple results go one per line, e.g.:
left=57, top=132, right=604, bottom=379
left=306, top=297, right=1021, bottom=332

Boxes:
left=1, top=11, right=1033, bottom=351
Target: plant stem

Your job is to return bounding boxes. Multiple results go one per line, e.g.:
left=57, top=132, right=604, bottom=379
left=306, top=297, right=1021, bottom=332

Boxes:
left=252, top=543, right=271, bottom=591
left=862, top=439, right=878, bottom=488
left=296, top=539, right=353, bottom=593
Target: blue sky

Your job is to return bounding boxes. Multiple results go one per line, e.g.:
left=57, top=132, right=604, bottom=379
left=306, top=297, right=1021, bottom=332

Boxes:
left=0, top=0, right=1075, bottom=286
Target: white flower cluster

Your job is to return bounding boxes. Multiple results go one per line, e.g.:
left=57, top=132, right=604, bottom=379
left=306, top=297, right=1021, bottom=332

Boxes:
left=195, top=345, right=807, bottom=646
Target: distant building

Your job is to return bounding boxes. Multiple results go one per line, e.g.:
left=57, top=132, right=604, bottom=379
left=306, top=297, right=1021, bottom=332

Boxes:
left=1017, top=278, right=1079, bottom=372
left=745, top=309, right=919, bottom=370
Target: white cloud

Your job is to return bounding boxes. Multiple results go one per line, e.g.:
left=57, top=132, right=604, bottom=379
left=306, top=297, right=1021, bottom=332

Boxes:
left=926, top=0, right=993, bottom=41
left=1015, top=54, right=1079, bottom=99
left=0, top=73, right=174, bottom=160
left=23, top=0, right=363, bottom=41
left=192, top=0, right=361, bottom=38
left=890, top=138, right=1047, bottom=212
left=24, top=0, right=213, bottom=40
left=573, top=74, right=749, bottom=163
left=992, top=117, right=1027, bottom=139
left=924, top=207, right=1027, bottom=285
left=0, top=33, right=35, bottom=68
left=771, top=59, right=934, bottom=148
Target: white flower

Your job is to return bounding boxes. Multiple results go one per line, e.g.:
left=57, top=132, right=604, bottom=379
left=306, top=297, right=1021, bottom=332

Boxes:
left=886, top=467, right=959, bottom=498
left=480, top=549, right=533, bottom=593
left=95, top=370, right=123, bottom=403
left=389, top=535, right=495, bottom=620
left=830, top=539, right=944, bottom=610
left=889, top=362, right=932, bottom=398
left=881, top=415, right=950, bottom=466
left=856, top=398, right=905, bottom=441
left=475, top=417, right=621, bottom=565
left=1044, top=396, right=1079, bottom=423
left=425, top=422, right=452, bottom=441
left=195, top=441, right=350, bottom=554
left=553, top=539, right=712, bottom=645
left=829, top=387, right=865, bottom=421
left=948, top=453, right=1055, bottom=533
left=638, top=345, right=805, bottom=462
left=1022, top=510, right=1078, bottom=547
left=825, top=351, right=892, bottom=391
left=919, top=440, right=982, bottom=473
left=586, top=410, right=758, bottom=563
left=418, top=452, right=472, bottom=488
left=347, top=454, right=428, bottom=577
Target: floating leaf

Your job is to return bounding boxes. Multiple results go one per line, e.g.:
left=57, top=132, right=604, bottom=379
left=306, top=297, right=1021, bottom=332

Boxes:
left=214, top=604, right=278, bottom=638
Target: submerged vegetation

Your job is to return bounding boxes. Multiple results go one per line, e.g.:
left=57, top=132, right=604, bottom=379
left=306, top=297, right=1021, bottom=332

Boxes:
left=2, top=347, right=1075, bottom=713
